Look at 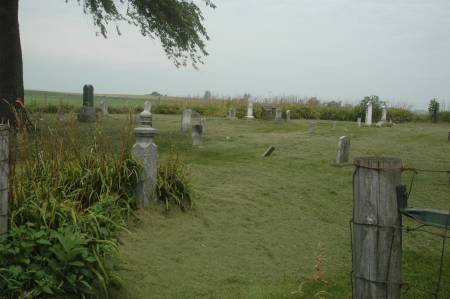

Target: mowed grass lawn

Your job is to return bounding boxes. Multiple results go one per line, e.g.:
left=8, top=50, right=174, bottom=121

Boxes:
left=37, top=113, right=450, bottom=298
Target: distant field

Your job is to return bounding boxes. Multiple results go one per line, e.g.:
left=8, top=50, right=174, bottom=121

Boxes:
left=34, top=113, right=449, bottom=298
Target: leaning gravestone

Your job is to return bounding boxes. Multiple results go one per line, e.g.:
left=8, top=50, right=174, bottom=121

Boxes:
left=132, top=103, right=158, bottom=208
left=100, top=101, right=109, bottom=117
left=244, top=101, right=255, bottom=119
left=181, top=109, right=192, bottom=133
left=192, top=124, right=203, bottom=146
left=286, top=110, right=291, bottom=121
left=228, top=107, right=236, bottom=120
left=336, top=136, right=350, bottom=164
left=78, top=84, right=96, bottom=122
left=275, top=108, right=282, bottom=121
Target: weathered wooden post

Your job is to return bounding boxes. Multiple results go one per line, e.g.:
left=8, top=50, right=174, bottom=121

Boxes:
left=132, top=104, right=157, bottom=208
left=0, top=125, right=9, bottom=234
left=352, top=157, right=403, bottom=299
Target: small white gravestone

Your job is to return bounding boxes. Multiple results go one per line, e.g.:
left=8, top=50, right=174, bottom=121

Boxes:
left=275, top=108, right=282, bottom=121
left=357, top=117, right=362, bottom=127
left=228, top=107, right=236, bottom=120
left=309, top=121, right=316, bottom=135
left=336, top=136, right=350, bottom=164
left=100, top=101, right=109, bottom=117
left=181, top=109, right=192, bottom=133
left=286, top=110, right=291, bottom=121
left=332, top=121, right=336, bottom=129
left=200, top=117, right=207, bottom=133
left=192, top=124, right=203, bottom=146
left=132, top=104, right=157, bottom=208
left=365, top=102, right=373, bottom=126
left=381, top=104, right=387, bottom=122
left=244, top=101, right=255, bottom=119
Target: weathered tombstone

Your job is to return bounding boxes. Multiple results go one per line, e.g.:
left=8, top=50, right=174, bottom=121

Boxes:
left=181, top=109, right=192, bottom=133
left=286, top=110, right=291, bottom=121
left=37, top=110, right=43, bottom=121
left=192, top=124, right=203, bottom=146
left=100, top=100, right=109, bottom=117
left=228, top=107, right=236, bottom=120
left=200, top=117, right=207, bottom=133
left=335, top=136, right=350, bottom=164
left=0, top=125, right=9, bottom=235
left=309, top=121, right=316, bottom=135
left=244, top=101, right=255, bottom=119
left=261, top=104, right=276, bottom=120
left=357, top=117, right=362, bottom=127
left=332, top=121, right=336, bottom=129
left=203, top=90, right=212, bottom=101
left=275, top=108, right=282, bottom=121
left=58, top=110, right=65, bottom=121
left=352, top=157, right=402, bottom=299
left=132, top=105, right=158, bottom=208
left=262, top=146, right=275, bottom=157
left=365, top=102, right=372, bottom=126
left=78, top=84, right=96, bottom=122
left=381, top=104, right=387, bottom=122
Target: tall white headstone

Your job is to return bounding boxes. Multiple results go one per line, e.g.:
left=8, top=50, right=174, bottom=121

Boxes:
left=181, top=109, right=192, bottom=133
left=244, top=101, right=255, bottom=119
left=365, top=102, right=373, bottom=126
left=381, top=104, right=387, bottom=122
left=275, top=108, right=282, bottom=121
left=286, top=110, right=291, bottom=121
left=357, top=117, right=362, bottom=127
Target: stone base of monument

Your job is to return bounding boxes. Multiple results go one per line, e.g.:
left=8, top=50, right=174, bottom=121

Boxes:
left=78, top=107, right=96, bottom=122
left=376, top=121, right=393, bottom=128
left=244, top=115, right=255, bottom=120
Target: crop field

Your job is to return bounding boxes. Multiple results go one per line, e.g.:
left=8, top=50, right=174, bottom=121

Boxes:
left=28, top=111, right=449, bottom=298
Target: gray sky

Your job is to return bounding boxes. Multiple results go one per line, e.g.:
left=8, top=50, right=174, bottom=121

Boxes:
left=20, top=0, right=450, bottom=109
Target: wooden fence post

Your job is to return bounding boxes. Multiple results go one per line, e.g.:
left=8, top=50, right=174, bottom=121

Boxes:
left=352, top=157, right=403, bottom=299
left=0, top=125, right=9, bottom=235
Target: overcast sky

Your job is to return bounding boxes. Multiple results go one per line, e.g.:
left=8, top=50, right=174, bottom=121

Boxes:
left=20, top=0, right=450, bottom=109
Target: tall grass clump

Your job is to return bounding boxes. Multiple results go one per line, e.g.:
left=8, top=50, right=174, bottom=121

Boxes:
left=1, top=117, right=140, bottom=298
left=156, top=152, right=193, bottom=212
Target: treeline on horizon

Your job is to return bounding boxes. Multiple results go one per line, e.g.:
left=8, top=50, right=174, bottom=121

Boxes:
left=24, top=90, right=450, bottom=123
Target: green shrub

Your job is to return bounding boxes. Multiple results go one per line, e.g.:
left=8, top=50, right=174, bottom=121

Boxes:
left=1, top=120, right=140, bottom=298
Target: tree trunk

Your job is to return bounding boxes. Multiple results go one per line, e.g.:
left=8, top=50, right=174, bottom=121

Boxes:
left=0, top=0, right=24, bottom=124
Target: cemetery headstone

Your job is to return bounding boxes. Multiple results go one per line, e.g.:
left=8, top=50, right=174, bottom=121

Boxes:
left=132, top=105, right=158, bottom=208
left=336, top=136, right=350, bottom=164
left=244, top=101, right=255, bottom=119
left=78, top=84, right=96, bottom=122
left=332, top=121, right=336, bottom=129
left=357, top=117, right=362, bottom=127
left=275, top=108, right=282, bottom=121
left=309, top=121, right=316, bottom=135
left=262, top=146, right=275, bottom=157
left=101, top=100, right=109, bottom=117
left=261, top=105, right=276, bottom=120
left=381, top=104, right=387, bottom=122
left=181, top=109, right=192, bottom=133
left=140, top=101, right=152, bottom=126
left=0, top=125, right=9, bottom=234
left=286, top=110, right=291, bottom=121
left=228, top=107, right=236, bottom=120
left=200, top=117, right=207, bottom=133
left=365, top=102, right=372, bottom=126
left=192, top=124, right=203, bottom=146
